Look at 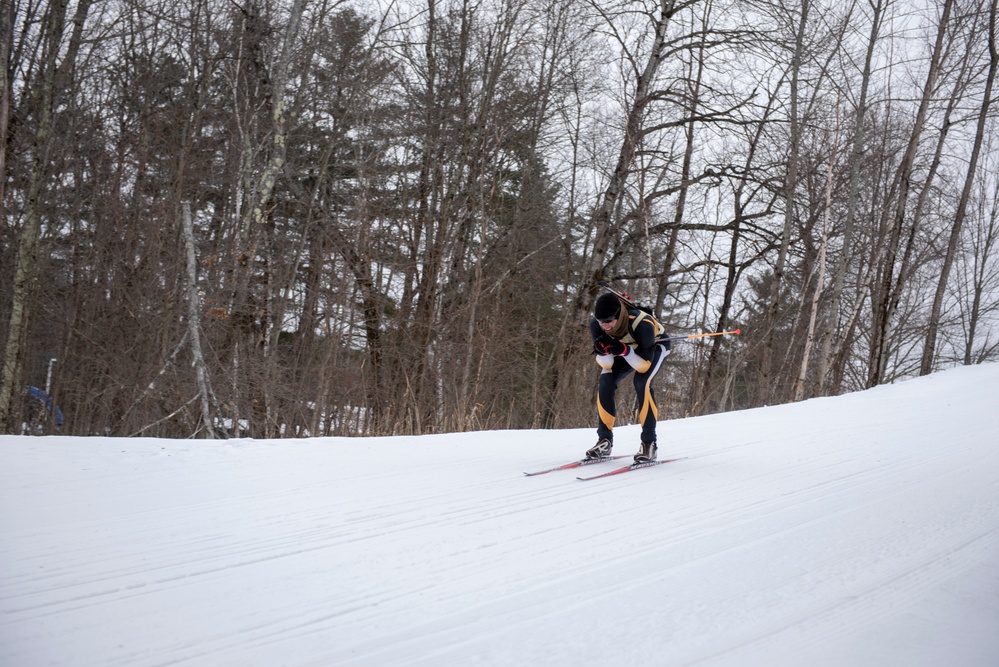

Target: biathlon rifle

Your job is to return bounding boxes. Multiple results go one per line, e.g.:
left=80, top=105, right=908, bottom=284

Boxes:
left=596, top=281, right=741, bottom=343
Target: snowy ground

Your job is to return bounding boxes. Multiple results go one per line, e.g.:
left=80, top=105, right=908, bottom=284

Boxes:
left=2, top=364, right=998, bottom=667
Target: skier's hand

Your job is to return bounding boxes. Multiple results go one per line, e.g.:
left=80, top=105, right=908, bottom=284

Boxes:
left=592, top=336, right=612, bottom=355
left=595, top=339, right=629, bottom=356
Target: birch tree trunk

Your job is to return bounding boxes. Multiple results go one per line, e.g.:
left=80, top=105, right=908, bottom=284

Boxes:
left=229, top=0, right=307, bottom=436
left=794, top=106, right=839, bottom=401
left=181, top=203, right=217, bottom=438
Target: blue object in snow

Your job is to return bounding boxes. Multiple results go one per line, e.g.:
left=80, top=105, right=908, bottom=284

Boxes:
left=27, top=386, right=64, bottom=427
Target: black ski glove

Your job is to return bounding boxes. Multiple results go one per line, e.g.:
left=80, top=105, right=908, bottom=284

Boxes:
left=595, top=339, right=629, bottom=356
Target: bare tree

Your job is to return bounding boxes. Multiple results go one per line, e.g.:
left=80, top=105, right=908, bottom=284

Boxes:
left=0, top=0, right=12, bottom=211
left=921, top=0, right=998, bottom=374
left=864, top=0, right=954, bottom=386
left=793, top=103, right=839, bottom=401
left=181, top=202, right=217, bottom=437
left=0, top=0, right=91, bottom=430
left=815, top=0, right=889, bottom=394
left=3, top=0, right=997, bottom=437
left=954, top=149, right=999, bottom=365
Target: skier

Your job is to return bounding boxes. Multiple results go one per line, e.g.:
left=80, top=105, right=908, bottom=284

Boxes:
left=585, top=291, right=670, bottom=463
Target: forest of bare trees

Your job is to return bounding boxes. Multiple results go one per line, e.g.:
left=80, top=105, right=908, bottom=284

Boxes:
left=1, top=0, right=997, bottom=438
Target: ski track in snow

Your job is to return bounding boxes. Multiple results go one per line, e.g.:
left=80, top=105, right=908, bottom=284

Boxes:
left=1, top=364, right=998, bottom=666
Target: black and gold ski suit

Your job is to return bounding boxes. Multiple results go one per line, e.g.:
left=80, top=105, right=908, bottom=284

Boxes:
left=590, top=309, right=670, bottom=446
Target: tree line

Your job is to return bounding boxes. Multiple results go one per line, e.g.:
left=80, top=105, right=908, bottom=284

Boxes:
left=1, top=0, right=997, bottom=438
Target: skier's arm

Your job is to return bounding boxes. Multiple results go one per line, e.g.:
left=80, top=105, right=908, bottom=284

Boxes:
left=621, top=316, right=657, bottom=373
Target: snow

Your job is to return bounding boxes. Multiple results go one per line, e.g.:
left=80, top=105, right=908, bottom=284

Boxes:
left=2, top=364, right=998, bottom=667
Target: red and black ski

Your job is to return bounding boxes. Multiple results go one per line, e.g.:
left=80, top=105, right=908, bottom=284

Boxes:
left=523, top=455, right=631, bottom=477
left=575, top=456, right=687, bottom=481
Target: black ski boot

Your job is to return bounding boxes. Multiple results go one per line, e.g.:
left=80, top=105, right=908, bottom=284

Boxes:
left=585, top=438, right=613, bottom=460
left=634, top=440, right=657, bottom=463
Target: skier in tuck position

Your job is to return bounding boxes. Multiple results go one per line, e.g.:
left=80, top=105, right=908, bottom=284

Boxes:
left=585, top=291, right=670, bottom=464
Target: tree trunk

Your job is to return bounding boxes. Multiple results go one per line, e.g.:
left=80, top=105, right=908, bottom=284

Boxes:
left=794, top=105, right=839, bottom=401
left=578, top=0, right=678, bottom=309
left=181, top=202, right=217, bottom=438
left=921, top=0, right=997, bottom=374
left=865, top=0, right=953, bottom=387
left=761, top=0, right=810, bottom=405
left=962, top=189, right=998, bottom=365
left=699, top=90, right=776, bottom=412
left=816, top=0, right=885, bottom=394
left=228, top=0, right=307, bottom=436
left=0, top=0, right=71, bottom=432
left=0, top=0, right=13, bottom=209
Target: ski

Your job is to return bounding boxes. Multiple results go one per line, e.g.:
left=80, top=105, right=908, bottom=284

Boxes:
left=576, top=456, right=687, bottom=481
left=524, top=455, right=631, bottom=477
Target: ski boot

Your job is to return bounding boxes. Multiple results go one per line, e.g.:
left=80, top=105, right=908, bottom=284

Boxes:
left=585, top=437, right=613, bottom=460
left=634, top=440, right=657, bottom=463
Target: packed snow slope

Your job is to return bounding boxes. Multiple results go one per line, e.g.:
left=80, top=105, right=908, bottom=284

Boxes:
left=2, top=364, right=999, bottom=667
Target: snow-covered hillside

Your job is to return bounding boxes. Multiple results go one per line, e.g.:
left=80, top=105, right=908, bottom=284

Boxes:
left=2, top=364, right=998, bottom=667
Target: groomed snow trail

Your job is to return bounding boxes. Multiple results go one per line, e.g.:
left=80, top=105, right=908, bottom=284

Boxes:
left=2, top=364, right=998, bottom=666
